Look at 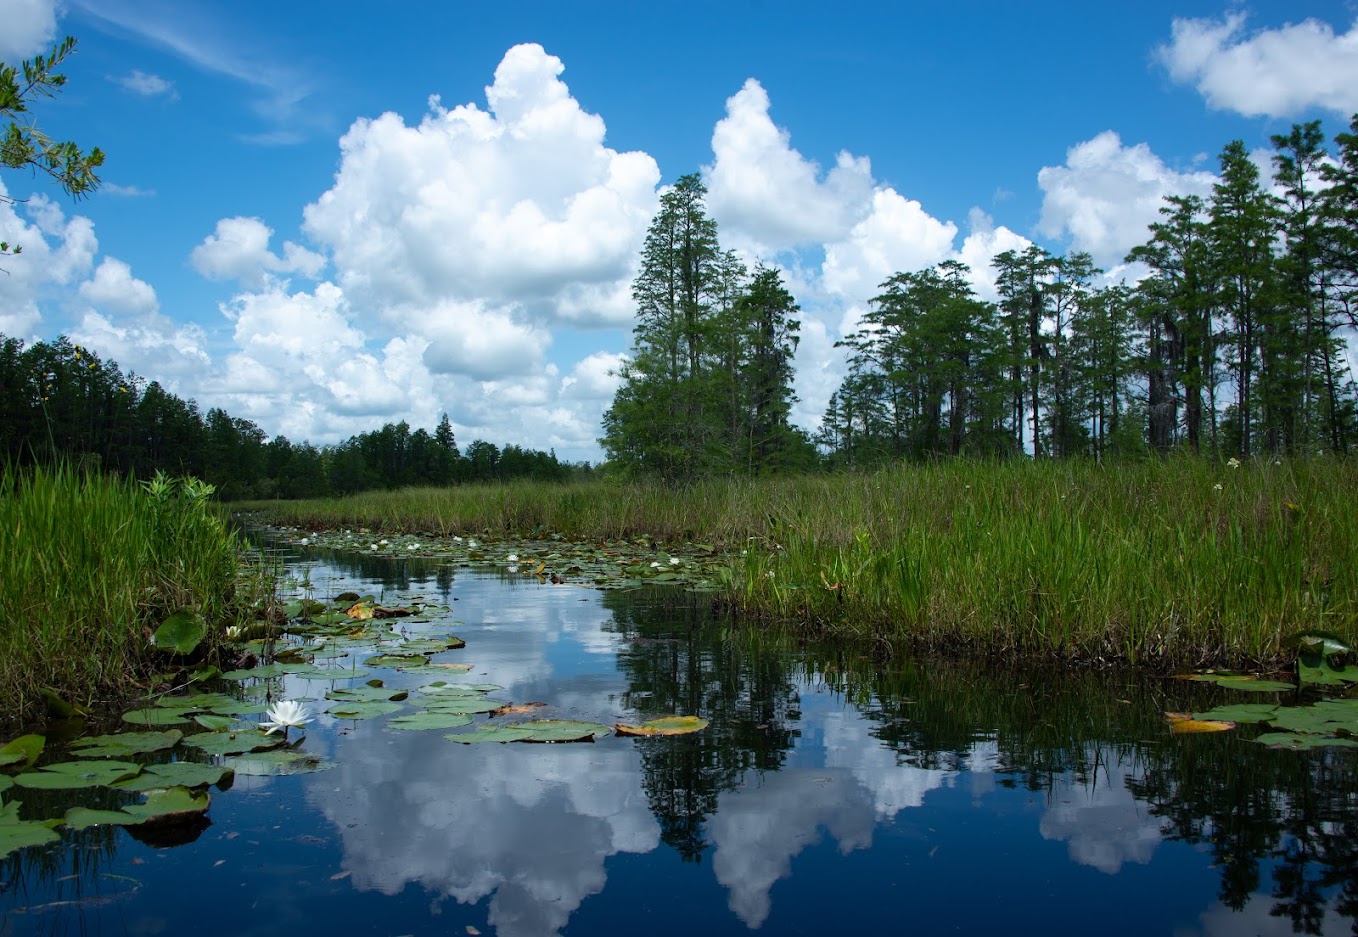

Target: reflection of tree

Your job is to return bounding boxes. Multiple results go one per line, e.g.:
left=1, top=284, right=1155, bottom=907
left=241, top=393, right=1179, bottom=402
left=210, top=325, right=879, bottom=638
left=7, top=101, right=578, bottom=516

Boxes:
left=602, top=588, right=800, bottom=861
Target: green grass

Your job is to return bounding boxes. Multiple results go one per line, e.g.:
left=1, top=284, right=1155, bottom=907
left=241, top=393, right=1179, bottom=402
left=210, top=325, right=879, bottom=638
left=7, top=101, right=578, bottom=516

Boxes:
left=241, top=456, right=1358, bottom=668
left=1, top=465, right=265, bottom=723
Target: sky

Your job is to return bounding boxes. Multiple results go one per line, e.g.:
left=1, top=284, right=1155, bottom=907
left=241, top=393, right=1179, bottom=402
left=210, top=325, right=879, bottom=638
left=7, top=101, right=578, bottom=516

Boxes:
left=2, top=0, right=1357, bottom=463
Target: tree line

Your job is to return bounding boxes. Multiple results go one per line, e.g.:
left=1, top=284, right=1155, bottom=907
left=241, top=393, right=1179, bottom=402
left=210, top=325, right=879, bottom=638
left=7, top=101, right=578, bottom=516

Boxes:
left=0, top=334, right=576, bottom=498
left=817, top=118, right=1358, bottom=465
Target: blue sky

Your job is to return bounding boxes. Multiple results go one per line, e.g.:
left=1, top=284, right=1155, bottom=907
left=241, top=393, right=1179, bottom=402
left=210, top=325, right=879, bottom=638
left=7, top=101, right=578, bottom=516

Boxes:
left=2, top=0, right=1356, bottom=462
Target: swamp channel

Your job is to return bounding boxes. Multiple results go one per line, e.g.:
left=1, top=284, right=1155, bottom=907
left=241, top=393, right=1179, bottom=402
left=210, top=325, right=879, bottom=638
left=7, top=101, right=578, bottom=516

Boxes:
left=3, top=535, right=1358, bottom=936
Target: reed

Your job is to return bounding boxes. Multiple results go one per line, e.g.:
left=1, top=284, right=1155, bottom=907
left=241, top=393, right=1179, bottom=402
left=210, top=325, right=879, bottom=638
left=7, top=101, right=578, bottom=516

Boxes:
left=1, top=464, right=262, bottom=722
left=240, top=456, right=1358, bottom=667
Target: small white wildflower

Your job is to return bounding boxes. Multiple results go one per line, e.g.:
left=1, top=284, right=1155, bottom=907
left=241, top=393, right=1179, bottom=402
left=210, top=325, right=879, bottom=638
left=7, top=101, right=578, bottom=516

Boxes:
left=467, top=539, right=479, bottom=549
left=507, top=554, right=519, bottom=563
left=1213, top=483, right=1223, bottom=491
left=452, top=535, right=464, bottom=543
left=370, top=544, right=378, bottom=551
left=1227, top=457, right=1241, bottom=469
left=765, top=570, right=775, bottom=578
left=670, top=557, right=681, bottom=565
left=299, top=537, right=309, bottom=546
left=379, top=539, right=389, bottom=546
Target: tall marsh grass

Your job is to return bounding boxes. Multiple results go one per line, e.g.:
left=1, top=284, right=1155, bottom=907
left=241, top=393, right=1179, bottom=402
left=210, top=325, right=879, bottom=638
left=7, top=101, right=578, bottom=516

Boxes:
left=242, top=457, right=1358, bottom=667
left=1, top=465, right=259, bottom=722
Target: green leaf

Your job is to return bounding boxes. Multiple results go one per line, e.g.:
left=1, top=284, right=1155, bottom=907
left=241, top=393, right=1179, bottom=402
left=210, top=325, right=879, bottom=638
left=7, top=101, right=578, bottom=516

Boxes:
left=363, top=653, right=429, bottom=668
left=0, top=815, right=61, bottom=857
left=0, top=734, right=45, bottom=768
left=449, top=719, right=611, bottom=744
left=326, top=685, right=408, bottom=703
left=71, top=729, right=182, bottom=757
left=122, top=707, right=194, bottom=726
left=13, top=760, right=142, bottom=789
left=1285, top=630, right=1353, bottom=655
left=192, top=714, right=240, bottom=731
left=181, top=730, right=283, bottom=756
left=326, top=700, right=404, bottom=720
left=386, top=711, right=475, bottom=731
left=423, top=697, right=504, bottom=714
left=1256, top=731, right=1358, bottom=750
left=121, top=786, right=211, bottom=825
left=113, top=762, right=234, bottom=791
left=224, top=750, right=334, bottom=776
left=64, top=807, right=140, bottom=830
left=152, top=609, right=207, bottom=655
left=1193, top=704, right=1279, bottom=724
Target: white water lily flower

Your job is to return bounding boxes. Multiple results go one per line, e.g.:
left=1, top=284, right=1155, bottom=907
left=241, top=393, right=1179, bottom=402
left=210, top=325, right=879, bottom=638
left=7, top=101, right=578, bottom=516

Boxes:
left=507, top=566, right=519, bottom=573
left=506, top=554, right=519, bottom=563
left=650, top=561, right=662, bottom=568
left=379, top=539, right=389, bottom=546
left=452, top=535, right=463, bottom=542
left=224, top=625, right=245, bottom=642
left=670, top=557, right=681, bottom=565
left=261, top=700, right=312, bottom=735
left=299, top=537, right=310, bottom=546
left=467, top=539, right=479, bottom=549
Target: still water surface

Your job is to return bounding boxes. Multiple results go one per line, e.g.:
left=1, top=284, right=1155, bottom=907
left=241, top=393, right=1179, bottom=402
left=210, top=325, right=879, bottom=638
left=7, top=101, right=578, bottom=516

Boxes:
left=4, top=545, right=1357, bottom=936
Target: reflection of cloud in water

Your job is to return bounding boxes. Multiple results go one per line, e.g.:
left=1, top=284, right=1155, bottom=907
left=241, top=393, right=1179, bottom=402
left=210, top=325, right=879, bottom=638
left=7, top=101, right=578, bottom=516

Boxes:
left=820, top=707, right=959, bottom=819
left=710, top=770, right=876, bottom=928
left=303, top=574, right=656, bottom=937
left=1038, top=756, right=1161, bottom=873
left=313, top=735, right=658, bottom=937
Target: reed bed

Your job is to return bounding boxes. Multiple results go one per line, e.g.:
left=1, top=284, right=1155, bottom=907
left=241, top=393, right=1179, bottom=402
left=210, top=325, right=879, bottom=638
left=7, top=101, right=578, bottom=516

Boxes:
left=1, top=465, right=260, bottom=722
left=242, top=457, right=1358, bottom=668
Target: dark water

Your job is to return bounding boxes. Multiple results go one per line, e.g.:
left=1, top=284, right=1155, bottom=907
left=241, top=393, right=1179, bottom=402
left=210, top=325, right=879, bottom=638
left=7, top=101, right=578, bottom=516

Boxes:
left=4, top=546, right=1358, bottom=936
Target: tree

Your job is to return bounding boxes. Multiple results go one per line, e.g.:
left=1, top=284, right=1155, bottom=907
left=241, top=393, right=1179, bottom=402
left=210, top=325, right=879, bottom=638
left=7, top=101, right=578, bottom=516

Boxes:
left=1, top=36, right=104, bottom=258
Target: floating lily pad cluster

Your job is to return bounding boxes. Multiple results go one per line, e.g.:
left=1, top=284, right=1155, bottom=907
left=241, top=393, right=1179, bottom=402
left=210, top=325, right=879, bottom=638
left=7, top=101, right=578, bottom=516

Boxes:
left=1168, top=633, right=1358, bottom=748
left=0, top=730, right=233, bottom=859
left=269, top=527, right=729, bottom=591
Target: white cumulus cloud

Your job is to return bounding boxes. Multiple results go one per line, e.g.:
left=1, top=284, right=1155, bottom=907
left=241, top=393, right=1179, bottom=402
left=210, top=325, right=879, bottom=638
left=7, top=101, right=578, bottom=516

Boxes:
left=1037, top=131, right=1217, bottom=269
left=114, top=69, right=177, bottom=98
left=1158, top=13, right=1358, bottom=118
left=190, top=216, right=325, bottom=288
left=0, top=0, right=58, bottom=61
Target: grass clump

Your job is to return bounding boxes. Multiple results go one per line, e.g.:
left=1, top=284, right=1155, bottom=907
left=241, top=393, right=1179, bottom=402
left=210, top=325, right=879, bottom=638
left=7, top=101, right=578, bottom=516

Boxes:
left=241, top=457, right=1358, bottom=668
left=1, top=465, right=263, bottom=723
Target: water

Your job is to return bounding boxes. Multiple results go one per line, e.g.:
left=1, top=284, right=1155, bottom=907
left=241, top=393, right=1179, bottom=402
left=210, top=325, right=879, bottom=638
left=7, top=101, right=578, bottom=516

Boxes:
left=3, top=546, right=1357, bottom=936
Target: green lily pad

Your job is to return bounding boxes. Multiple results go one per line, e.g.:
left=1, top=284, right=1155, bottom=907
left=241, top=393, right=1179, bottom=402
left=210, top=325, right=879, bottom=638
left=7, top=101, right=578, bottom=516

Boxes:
left=13, top=760, right=142, bottom=789
left=424, top=696, right=505, bottom=714
left=1211, top=675, right=1297, bottom=692
left=0, top=776, right=12, bottom=794
left=122, top=707, right=194, bottom=727
left=152, top=610, right=207, bottom=655
left=1193, top=704, right=1279, bottom=724
left=71, top=729, right=183, bottom=758
left=1285, top=631, right=1354, bottom=655
left=192, top=714, right=240, bottom=731
left=221, top=662, right=319, bottom=681
left=122, top=786, right=211, bottom=825
left=449, top=719, right=611, bottom=744
left=64, top=807, right=141, bottom=831
left=398, top=636, right=466, bottom=653
left=363, top=653, right=429, bottom=668
left=0, top=734, right=45, bottom=768
left=181, top=731, right=283, bottom=756
left=224, top=750, right=335, bottom=776
left=0, top=805, right=61, bottom=856
left=327, top=700, right=404, bottom=720
left=1256, top=731, right=1358, bottom=750
left=326, top=685, right=409, bottom=703
left=154, top=692, right=239, bottom=711
left=1298, top=654, right=1358, bottom=686
left=113, top=762, right=234, bottom=791
left=386, top=711, right=475, bottom=731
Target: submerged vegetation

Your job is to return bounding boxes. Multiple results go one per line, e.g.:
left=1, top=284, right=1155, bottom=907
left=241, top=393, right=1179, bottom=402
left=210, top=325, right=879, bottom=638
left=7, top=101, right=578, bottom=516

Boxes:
left=0, top=465, right=265, bottom=723
left=244, top=456, right=1358, bottom=668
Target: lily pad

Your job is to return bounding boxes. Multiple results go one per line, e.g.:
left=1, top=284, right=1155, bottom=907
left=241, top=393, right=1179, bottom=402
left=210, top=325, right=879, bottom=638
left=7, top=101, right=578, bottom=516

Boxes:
left=64, top=807, right=141, bottom=831
left=0, top=802, right=61, bottom=857
left=1193, top=704, right=1279, bottom=724
left=363, top=653, right=429, bottom=668
left=614, top=716, right=709, bottom=737
left=398, top=636, right=466, bottom=653
left=192, top=714, right=241, bottom=731
left=449, top=719, right=611, bottom=744
left=326, top=685, right=409, bottom=703
left=113, top=762, right=234, bottom=791
left=0, top=734, right=45, bottom=768
left=386, top=711, right=475, bottom=731
left=71, top=729, right=183, bottom=758
left=1165, top=712, right=1236, bottom=734
left=224, top=750, right=335, bottom=776
left=154, top=692, right=239, bottom=711
left=181, top=731, right=283, bottom=756
left=122, top=707, right=194, bottom=727
left=424, top=696, right=505, bottom=714
left=122, top=786, right=211, bottom=825
left=1177, top=673, right=1296, bottom=692
left=152, top=610, right=207, bottom=655
left=13, top=760, right=142, bottom=789
left=1256, top=731, right=1358, bottom=750
left=327, top=700, right=405, bottom=719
